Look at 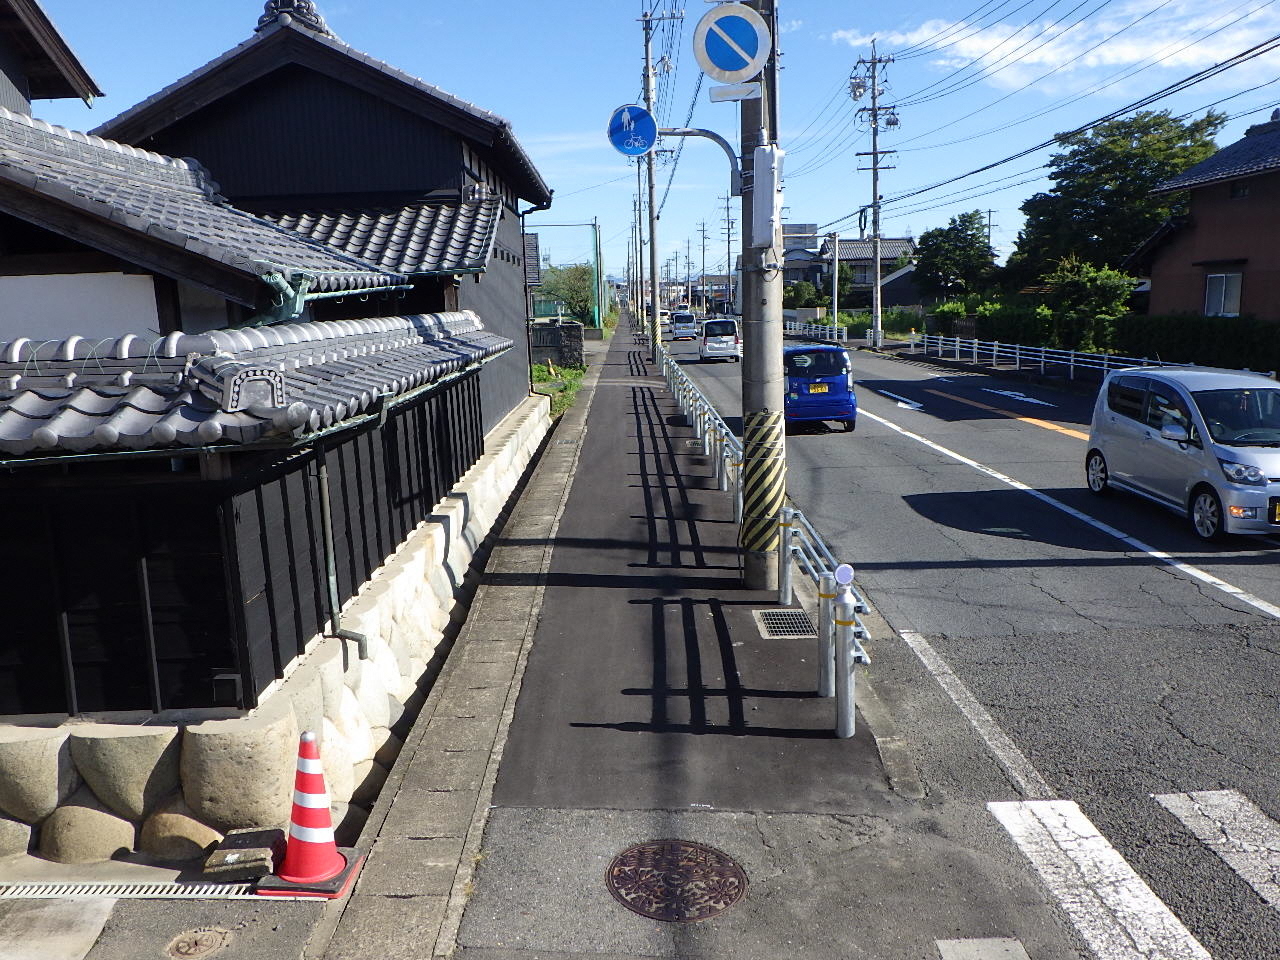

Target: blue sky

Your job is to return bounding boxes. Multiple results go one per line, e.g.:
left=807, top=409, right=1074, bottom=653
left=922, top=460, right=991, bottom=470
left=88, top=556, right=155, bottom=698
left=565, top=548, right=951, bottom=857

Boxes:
left=33, top=1, right=1280, bottom=281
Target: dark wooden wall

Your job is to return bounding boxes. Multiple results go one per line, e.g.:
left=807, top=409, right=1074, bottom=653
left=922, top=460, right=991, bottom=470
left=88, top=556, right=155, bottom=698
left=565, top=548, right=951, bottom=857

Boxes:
left=0, top=38, right=30, bottom=114
left=228, top=370, right=485, bottom=704
left=136, top=65, right=464, bottom=202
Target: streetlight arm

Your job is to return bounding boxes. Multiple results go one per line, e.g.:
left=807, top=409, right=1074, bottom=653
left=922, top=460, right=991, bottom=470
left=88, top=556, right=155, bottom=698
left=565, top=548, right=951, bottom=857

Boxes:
left=659, top=128, right=743, bottom=197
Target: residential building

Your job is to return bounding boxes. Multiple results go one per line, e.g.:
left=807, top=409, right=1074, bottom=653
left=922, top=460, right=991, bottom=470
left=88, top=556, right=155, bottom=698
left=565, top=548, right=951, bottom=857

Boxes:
left=1128, top=110, right=1280, bottom=322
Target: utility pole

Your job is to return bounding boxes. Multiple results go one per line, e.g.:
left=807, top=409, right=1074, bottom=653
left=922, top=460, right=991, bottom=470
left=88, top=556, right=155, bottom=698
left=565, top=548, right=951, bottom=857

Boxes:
left=721, top=193, right=735, bottom=315
left=986, top=208, right=997, bottom=247
left=685, top=238, right=693, bottom=306
left=699, top=221, right=708, bottom=314
left=634, top=163, right=645, bottom=318
left=829, top=231, right=839, bottom=322
left=640, top=8, right=681, bottom=361
left=852, top=40, right=896, bottom=349
left=739, top=0, right=786, bottom=591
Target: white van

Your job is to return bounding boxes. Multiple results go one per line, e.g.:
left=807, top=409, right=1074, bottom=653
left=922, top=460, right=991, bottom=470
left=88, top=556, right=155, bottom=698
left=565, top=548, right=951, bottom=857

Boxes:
left=670, top=311, right=698, bottom=340
left=698, top=318, right=741, bottom=361
left=1086, top=366, right=1280, bottom=540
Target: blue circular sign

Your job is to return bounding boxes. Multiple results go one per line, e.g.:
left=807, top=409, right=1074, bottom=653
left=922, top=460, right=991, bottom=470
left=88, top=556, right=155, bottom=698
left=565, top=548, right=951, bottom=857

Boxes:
left=607, top=104, right=657, bottom=157
left=694, top=3, right=771, bottom=84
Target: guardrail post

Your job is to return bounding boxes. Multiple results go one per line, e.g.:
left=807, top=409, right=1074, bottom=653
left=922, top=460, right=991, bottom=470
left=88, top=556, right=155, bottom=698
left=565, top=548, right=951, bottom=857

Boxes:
left=1039, top=348, right=1045, bottom=375
left=972, top=338, right=978, bottom=363
left=954, top=337, right=961, bottom=361
left=718, top=439, right=730, bottom=492
left=1014, top=343, right=1021, bottom=371
left=818, top=572, right=836, bottom=698
left=778, top=506, right=794, bottom=606
left=1069, top=351, right=1076, bottom=380
left=835, top=584, right=858, bottom=738
left=733, top=459, right=743, bottom=523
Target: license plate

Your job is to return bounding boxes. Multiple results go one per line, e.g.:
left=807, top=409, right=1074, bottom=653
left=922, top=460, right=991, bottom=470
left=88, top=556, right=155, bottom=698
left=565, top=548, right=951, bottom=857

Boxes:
left=809, top=384, right=828, bottom=394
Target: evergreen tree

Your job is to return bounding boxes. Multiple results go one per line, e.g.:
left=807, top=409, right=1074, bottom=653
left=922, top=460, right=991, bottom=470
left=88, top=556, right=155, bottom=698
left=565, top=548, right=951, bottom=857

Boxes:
left=914, top=210, right=995, bottom=300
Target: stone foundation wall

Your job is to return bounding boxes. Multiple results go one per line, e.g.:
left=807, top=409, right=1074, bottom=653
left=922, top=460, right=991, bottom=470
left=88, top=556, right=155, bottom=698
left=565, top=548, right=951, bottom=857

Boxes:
left=0, top=395, right=551, bottom=866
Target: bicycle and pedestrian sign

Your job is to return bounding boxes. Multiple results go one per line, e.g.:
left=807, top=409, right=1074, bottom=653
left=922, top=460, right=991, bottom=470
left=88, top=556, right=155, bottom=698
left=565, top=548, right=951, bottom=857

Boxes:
left=693, top=2, right=771, bottom=85
left=607, top=104, right=657, bottom=157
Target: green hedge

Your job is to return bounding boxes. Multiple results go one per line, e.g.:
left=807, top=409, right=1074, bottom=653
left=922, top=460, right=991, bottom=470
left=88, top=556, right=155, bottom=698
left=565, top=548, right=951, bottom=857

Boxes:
left=1109, top=314, right=1280, bottom=372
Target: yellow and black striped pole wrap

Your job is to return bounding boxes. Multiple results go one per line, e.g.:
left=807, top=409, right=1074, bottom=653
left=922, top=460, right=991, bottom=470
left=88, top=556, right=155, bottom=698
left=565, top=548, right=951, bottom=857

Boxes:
left=739, top=409, right=786, bottom=552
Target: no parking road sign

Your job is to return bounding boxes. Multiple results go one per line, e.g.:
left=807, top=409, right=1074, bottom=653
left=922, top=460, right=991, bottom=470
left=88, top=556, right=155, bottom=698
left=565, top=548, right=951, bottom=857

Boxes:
left=607, top=104, right=657, bottom=157
left=693, top=3, right=771, bottom=85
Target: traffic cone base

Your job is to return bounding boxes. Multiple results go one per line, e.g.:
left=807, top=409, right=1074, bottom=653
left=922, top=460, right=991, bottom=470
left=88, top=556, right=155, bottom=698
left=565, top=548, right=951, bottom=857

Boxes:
left=255, top=848, right=365, bottom=899
left=255, top=731, right=365, bottom=899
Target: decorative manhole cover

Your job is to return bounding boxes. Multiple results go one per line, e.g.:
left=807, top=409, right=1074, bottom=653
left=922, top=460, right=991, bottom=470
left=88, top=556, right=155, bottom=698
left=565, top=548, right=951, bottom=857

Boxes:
left=605, top=839, right=748, bottom=922
left=165, top=927, right=232, bottom=958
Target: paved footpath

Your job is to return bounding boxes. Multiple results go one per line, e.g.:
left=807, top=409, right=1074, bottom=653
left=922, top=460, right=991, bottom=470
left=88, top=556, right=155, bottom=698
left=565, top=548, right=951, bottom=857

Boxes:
left=307, top=328, right=1079, bottom=960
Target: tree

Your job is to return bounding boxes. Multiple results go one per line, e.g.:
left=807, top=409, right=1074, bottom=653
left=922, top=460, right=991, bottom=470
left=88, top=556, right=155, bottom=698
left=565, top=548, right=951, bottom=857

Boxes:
left=539, top=264, right=596, bottom=322
left=914, top=210, right=995, bottom=299
left=1040, top=255, right=1137, bottom=352
left=1007, top=110, right=1226, bottom=286
left=783, top=280, right=820, bottom=309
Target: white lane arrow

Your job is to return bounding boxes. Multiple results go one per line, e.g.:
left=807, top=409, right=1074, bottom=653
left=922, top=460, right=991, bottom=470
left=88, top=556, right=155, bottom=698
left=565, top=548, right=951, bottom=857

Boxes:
left=982, top=388, right=1055, bottom=408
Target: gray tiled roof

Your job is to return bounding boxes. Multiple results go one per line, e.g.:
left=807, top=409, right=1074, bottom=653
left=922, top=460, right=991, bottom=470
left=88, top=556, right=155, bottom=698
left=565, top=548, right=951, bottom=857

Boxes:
left=261, top=197, right=501, bottom=275
left=92, top=17, right=551, bottom=207
left=0, top=106, right=408, bottom=298
left=0, top=311, right=509, bottom=456
left=1154, top=119, right=1280, bottom=193
left=820, top=237, right=917, bottom=261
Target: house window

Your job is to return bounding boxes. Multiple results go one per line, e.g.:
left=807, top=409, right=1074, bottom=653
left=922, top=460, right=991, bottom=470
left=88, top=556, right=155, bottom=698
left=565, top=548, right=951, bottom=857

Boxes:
left=1204, top=273, right=1242, bottom=317
left=1229, top=181, right=1250, bottom=199
left=851, top=265, right=871, bottom=284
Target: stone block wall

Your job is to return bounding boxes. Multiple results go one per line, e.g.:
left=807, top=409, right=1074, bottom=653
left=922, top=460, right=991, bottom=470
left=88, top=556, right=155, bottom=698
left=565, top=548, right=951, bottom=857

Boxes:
left=528, top=319, right=585, bottom=368
left=0, top=394, right=550, bottom=866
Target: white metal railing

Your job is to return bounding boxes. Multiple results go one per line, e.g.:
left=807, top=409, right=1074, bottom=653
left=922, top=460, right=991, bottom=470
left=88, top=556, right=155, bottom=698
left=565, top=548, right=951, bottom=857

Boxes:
left=906, top=332, right=1215, bottom=379
left=784, top=319, right=848, bottom=342
left=659, top=343, right=869, bottom=737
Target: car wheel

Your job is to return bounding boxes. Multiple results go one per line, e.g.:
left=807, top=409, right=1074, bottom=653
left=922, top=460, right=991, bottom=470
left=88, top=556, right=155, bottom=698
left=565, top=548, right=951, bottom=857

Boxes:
left=1191, top=487, right=1226, bottom=541
left=842, top=419, right=856, bottom=433
left=1085, top=450, right=1109, bottom=495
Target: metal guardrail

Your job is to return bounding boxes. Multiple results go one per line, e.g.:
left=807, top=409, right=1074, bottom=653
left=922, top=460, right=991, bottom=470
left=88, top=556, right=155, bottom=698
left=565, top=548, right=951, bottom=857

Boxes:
left=784, top=319, right=848, bottom=342
left=908, top=333, right=1179, bottom=380
left=658, top=340, right=869, bottom=737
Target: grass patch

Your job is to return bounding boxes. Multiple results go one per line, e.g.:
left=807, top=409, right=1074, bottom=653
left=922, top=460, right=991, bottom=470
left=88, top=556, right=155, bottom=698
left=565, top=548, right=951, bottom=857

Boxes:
left=532, top=362, right=586, bottom=418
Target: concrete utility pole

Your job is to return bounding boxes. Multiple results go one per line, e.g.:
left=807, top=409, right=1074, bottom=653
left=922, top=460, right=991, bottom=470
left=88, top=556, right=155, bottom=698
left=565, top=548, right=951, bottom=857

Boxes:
left=634, top=163, right=646, bottom=317
left=640, top=8, right=681, bottom=361
left=721, top=194, right=735, bottom=315
left=739, top=0, right=786, bottom=591
left=699, top=221, right=708, bottom=314
left=830, top=231, right=839, bottom=322
left=852, top=41, right=896, bottom=349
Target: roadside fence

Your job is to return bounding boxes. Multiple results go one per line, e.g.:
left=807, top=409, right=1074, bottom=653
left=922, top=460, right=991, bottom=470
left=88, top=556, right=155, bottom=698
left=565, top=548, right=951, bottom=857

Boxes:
left=907, top=333, right=1186, bottom=381
left=784, top=319, right=848, bottom=342
left=657, top=341, right=870, bottom=737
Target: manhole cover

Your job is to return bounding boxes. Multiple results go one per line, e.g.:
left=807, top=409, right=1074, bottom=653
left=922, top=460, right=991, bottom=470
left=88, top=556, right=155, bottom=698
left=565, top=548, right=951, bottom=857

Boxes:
left=752, top=608, right=817, bottom=639
left=605, top=839, right=748, bottom=922
left=165, top=927, right=232, bottom=958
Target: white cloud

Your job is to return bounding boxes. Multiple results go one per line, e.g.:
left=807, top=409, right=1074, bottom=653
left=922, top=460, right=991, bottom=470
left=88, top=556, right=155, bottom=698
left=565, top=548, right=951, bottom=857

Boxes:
left=780, top=19, right=805, bottom=34
left=830, top=1, right=1280, bottom=96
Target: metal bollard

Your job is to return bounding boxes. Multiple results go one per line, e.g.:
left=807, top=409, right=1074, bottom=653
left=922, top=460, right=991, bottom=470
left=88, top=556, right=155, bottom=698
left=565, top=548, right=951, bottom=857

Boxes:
left=835, top=583, right=858, bottom=738
left=818, top=572, right=836, bottom=698
left=777, top=506, right=795, bottom=605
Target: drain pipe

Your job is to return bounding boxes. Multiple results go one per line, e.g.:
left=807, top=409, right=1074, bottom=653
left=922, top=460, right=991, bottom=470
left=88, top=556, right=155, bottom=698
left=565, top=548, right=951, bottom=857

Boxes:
left=315, top=445, right=370, bottom=660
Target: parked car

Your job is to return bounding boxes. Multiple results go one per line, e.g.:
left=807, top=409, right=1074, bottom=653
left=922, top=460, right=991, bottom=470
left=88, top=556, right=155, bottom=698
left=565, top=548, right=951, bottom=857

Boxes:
left=783, top=343, right=856, bottom=431
left=1086, top=366, right=1280, bottom=540
left=671, top=311, right=698, bottom=340
left=698, top=318, right=741, bottom=361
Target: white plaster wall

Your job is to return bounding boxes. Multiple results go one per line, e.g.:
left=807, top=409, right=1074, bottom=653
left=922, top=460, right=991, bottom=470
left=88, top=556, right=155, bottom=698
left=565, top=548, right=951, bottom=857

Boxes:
left=0, top=273, right=160, bottom=341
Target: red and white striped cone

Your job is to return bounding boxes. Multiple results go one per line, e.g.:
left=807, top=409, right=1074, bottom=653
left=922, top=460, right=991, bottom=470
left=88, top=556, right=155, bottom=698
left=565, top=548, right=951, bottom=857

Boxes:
left=256, top=731, right=364, bottom=898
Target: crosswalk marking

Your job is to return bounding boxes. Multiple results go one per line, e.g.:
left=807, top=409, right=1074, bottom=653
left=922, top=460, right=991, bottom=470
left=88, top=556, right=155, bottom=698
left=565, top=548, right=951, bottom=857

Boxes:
left=936, top=938, right=1031, bottom=959
left=1155, top=789, right=1280, bottom=912
left=989, top=799, right=1211, bottom=960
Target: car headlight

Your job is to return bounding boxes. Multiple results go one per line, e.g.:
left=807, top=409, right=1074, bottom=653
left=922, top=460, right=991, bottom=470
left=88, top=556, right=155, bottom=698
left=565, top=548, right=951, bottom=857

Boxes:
left=1218, top=459, right=1266, bottom=485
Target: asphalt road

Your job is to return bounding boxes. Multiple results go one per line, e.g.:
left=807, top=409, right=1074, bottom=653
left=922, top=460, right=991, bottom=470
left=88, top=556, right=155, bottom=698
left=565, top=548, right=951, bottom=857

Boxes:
left=675, top=334, right=1280, bottom=960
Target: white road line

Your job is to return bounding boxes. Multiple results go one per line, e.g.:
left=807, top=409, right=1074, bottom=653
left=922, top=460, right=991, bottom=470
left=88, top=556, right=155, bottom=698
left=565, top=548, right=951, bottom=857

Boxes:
left=1155, top=789, right=1280, bottom=912
left=865, top=387, right=922, bottom=410
left=861, top=408, right=1280, bottom=623
left=936, top=939, right=1031, bottom=960
left=989, top=800, right=1211, bottom=960
left=900, top=630, right=1054, bottom=800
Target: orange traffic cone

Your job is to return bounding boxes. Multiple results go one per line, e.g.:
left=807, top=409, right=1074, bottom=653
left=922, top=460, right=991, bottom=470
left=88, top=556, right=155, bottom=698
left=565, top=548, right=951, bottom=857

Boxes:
left=256, top=731, right=364, bottom=899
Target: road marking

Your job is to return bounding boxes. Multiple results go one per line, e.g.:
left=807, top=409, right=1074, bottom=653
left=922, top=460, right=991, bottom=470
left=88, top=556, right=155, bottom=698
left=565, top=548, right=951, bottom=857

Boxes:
left=900, top=630, right=1054, bottom=800
left=861, top=408, right=1280, bottom=623
left=1155, top=789, right=1280, bottom=912
left=937, top=939, right=1031, bottom=960
left=872, top=388, right=922, bottom=410
left=989, top=800, right=1212, bottom=960
left=982, top=388, right=1056, bottom=408
left=924, top=388, right=1089, bottom=440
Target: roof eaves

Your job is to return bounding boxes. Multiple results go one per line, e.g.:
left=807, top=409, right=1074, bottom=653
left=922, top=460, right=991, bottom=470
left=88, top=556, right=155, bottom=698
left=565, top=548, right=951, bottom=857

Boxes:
left=8, top=0, right=104, bottom=103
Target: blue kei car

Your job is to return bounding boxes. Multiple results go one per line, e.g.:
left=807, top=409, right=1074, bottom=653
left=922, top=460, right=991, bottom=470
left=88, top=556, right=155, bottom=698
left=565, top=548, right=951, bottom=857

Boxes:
left=784, top=343, right=857, bottom=432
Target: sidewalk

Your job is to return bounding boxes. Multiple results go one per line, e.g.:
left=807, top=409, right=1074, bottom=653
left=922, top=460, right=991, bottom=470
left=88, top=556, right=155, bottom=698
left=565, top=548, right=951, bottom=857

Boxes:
left=308, top=327, right=1056, bottom=960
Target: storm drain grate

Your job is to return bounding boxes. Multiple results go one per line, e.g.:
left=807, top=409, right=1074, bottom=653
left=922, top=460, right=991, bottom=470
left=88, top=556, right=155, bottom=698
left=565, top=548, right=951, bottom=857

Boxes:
left=752, top=609, right=817, bottom=639
left=0, top=882, right=257, bottom=900
left=605, top=839, right=748, bottom=922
